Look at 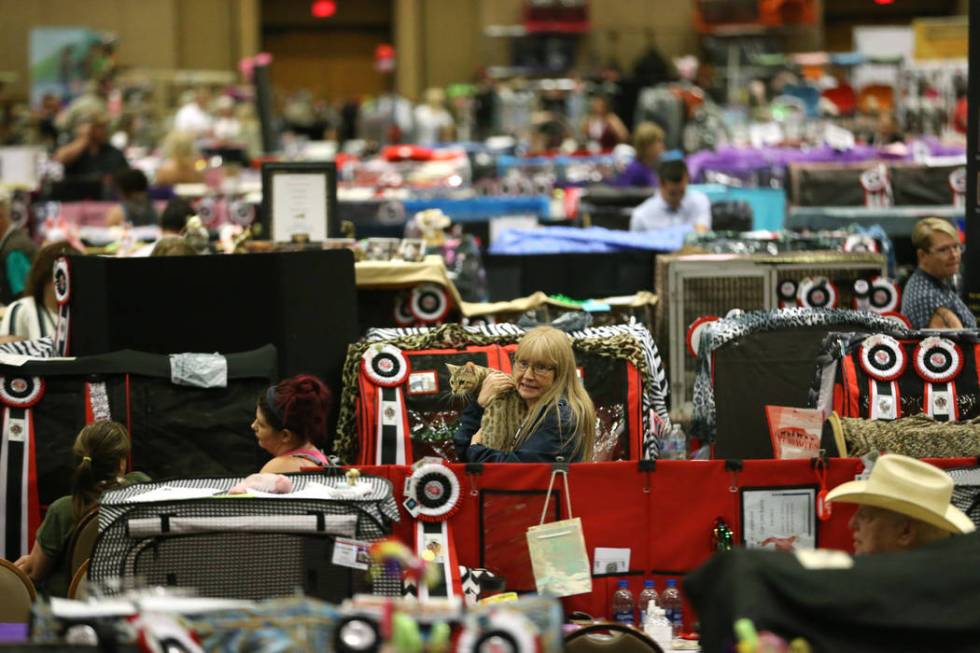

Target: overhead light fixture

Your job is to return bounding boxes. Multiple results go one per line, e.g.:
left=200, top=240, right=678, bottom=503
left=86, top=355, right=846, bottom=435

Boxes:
left=311, top=0, right=337, bottom=18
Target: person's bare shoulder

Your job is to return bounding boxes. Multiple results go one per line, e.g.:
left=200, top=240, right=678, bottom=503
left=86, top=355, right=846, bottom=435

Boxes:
left=260, top=456, right=303, bottom=474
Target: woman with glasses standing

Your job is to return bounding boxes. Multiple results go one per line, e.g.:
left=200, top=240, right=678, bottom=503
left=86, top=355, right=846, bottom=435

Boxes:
left=454, top=326, right=596, bottom=463
left=901, top=217, right=975, bottom=330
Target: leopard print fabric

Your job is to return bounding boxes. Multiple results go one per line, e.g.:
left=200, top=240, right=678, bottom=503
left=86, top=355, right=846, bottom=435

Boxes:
left=691, top=308, right=911, bottom=443
left=839, top=414, right=980, bottom=458
left=334, top=321, right=670, bottom=462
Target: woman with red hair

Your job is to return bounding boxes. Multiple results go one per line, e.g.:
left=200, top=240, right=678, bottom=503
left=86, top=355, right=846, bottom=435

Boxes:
left=252, top=374, right=334, bottom=472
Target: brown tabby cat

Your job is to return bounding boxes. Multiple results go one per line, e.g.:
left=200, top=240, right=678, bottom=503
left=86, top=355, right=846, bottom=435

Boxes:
left=447, top=362, right=527, bottom=451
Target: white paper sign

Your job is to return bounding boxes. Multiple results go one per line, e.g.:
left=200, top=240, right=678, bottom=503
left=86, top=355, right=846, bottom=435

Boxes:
left=593, top=547, right=631, bottom=574
left=271, top=173, right=328, bottom=242
left=742, top=487, right=816, bottom=551
left=332, top=537, right=371, bottom=570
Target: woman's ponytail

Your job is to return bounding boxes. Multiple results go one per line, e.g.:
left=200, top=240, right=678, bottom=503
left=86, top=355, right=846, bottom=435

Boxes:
left=70, top=421, right=131, bottom=518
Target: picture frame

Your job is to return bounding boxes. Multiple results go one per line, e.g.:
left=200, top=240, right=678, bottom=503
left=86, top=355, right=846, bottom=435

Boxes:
left=260, top=161, right=338, bottom=242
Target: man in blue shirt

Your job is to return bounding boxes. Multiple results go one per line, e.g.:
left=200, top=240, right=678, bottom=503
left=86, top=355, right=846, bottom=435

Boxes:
left=629, top=158, right=711, bottom=234
left=900, top=217, right=975, bottom=330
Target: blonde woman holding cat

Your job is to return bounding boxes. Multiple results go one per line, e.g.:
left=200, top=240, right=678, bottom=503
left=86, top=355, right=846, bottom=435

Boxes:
left=453, top=326, right=596, bottom=463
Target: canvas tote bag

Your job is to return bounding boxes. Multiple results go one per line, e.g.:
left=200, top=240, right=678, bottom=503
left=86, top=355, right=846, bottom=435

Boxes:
left=526, top=467, right=592, bottom=597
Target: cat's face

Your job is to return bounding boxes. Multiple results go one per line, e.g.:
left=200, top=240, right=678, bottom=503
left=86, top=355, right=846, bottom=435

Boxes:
left=447, top=361, right=480, bottom=396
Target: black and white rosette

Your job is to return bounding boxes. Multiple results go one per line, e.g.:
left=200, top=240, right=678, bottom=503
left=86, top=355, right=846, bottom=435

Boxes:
left=196, top=196, right=217, bottom=228
left=796, top=277, right=837, bottom=309
left=393, top=292, right=416, bottom=326
left=852, top=279, right=871, bottom=311
left=456, top=610, right=538, bottom=653
left=403, top=461, right=463, bottom=601
left=858, top=334, right=906, bottom=420
left=860, top=163, right=892, bottom=208
left=867, top=277, right=900, bottom=314
left=52, top=255, right=71, bottom=355
left=843, top=234, right=879, bottom=253
left=776, top=279, right=798, bottom=309
left=362, top=345, right=411, bottom=465
left=409, top=283, right=451, bottom=324
left=880, top=312, right=912, bottom=329
left=0, top=375, right=44, bottom=560
left=913, top=337, right=963, bottom=422
left=686, top=316, right=719, bottom=359
left=332, top=614, right=381, bottom=653
left=228, top=199, right=255, bottom=227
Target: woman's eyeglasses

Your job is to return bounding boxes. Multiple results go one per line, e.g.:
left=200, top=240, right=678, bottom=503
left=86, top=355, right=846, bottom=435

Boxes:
left=514, top=359, right=555, bottom=376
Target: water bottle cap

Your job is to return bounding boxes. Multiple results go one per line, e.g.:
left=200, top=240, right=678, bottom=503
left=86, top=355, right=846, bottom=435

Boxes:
left=666, top=578, right=677, bottom=587
left=617, top=580, right=629, bottom=588
left=643, top=580, right=654, bottom=587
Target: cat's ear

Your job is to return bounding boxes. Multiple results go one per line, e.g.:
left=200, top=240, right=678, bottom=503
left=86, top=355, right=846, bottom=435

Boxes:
left=446, top=363, right=459, bottom=374
left=465, top=361, right=475, bottom=371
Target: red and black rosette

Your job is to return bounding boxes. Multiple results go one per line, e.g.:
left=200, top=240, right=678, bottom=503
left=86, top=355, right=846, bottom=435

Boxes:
left=686, top=316, right=719, bottom=359
left=457, top=611, right=538, bottom=653
left=404, top=462, right=461, bottom=522
left=409, top=283, right=450, bottom=324
left=880, top=312, right=912, bottom=329
left=361, top=344, right=410, bottom=388
left=859, top=334, right=906, bottom=382
left=776, top=279, right=798, bottom=308
left=393, top=292, right=415, bottom=326
left=0, top=376, right=44, bottom=409
left=867, top=277, right=900, bottom=314
left=913, top=337, right=963, bottom=384
left=332, top=615, right=381, bottom=653
left=797, top=277, right=837, bottom=309
left=53, top=256, right=71, bottom=306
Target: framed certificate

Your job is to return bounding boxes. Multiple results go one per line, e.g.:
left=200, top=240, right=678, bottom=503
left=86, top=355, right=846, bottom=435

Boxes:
left=740, top=486, right=818, bottom=552
left=260, top=161, right=338, bottom=241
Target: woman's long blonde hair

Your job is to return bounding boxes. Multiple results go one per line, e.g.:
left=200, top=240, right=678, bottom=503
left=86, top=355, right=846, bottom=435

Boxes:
left=511, top=326, right=596, bottom=461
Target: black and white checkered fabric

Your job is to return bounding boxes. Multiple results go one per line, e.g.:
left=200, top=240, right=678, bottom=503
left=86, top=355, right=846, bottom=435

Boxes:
left=0, top=337, right=55, bottom=358
left=92, top=473, right=401, bottom=599
left=948, top=467, right=980, bottom=529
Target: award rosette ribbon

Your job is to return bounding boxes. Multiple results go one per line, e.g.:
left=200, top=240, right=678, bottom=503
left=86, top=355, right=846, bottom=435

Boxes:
left=403, top=459, right=463, bottom=601
left=858, top=334, right=906, bottom=420
left=913, top=337, right=963, bottom=422
left=361, top=344, right=412, bottom=465
left=409, top=283, right=450, bottom=324
left=457, top=609, right=538, bottom=653
left=797, top=276, right=838, bottom=309
left=53, top=255, right=71, bottom=355
left=0, top=375, right=44, bottom=559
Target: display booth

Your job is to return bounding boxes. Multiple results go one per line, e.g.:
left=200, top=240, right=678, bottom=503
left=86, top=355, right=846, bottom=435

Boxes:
left=355, top=458, right=980, bottom=628
left=688, top=309, right=911, bottom=459
left=332, top=323, right=670, bottom=465
left=89, top=472, right=400, bottom=602
left=0, top=346, right=276, bottom=561
left=788, top=160, right=965, bottom=207
left=61, top=250, right=358, bottom=394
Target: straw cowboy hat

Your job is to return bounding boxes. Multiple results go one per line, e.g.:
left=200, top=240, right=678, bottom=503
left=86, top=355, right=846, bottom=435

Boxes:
left=827, top=454, right=975, bottom=534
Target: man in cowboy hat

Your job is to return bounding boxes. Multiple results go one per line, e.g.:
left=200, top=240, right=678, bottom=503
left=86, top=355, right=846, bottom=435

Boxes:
left=828, top=453, right=975, bottom=555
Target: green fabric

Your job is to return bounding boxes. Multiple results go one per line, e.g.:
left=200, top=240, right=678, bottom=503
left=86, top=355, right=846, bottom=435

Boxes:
left=5, top=250, right=31, bottom=297
left=35, top=471, right=150, bottom=597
